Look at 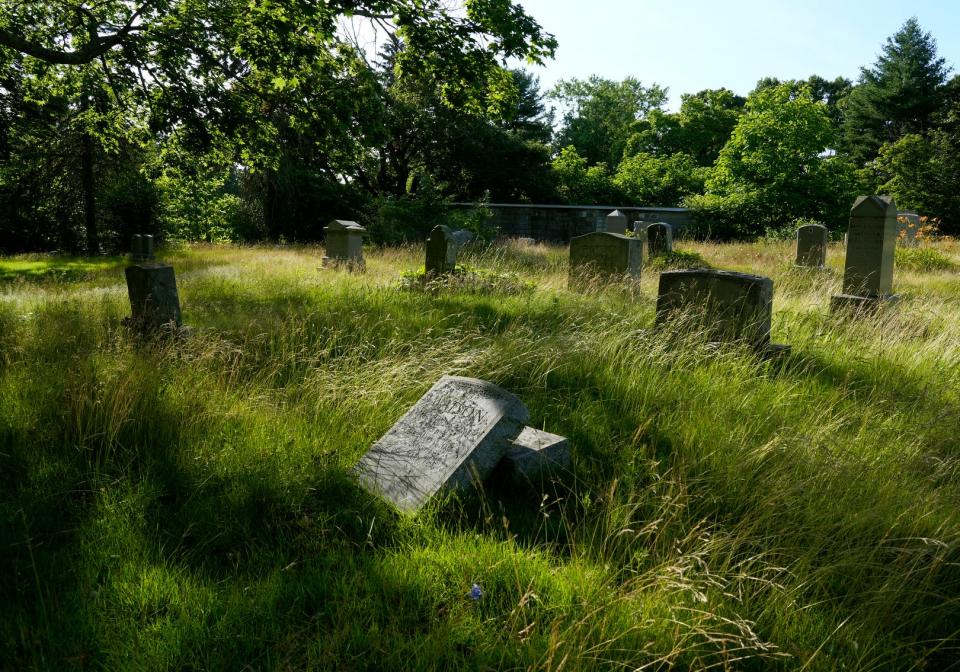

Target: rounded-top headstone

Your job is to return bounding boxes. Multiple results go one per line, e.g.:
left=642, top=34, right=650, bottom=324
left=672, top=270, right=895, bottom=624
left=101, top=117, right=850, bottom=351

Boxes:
left=426, top=224, right=457, bottom=277
left=646, top=222, right=673, bottom=257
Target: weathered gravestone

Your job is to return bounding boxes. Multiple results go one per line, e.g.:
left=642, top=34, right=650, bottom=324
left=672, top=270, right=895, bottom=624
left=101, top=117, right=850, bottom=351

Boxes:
left=516, top=237, right=537, bottom=246
left=125, top=263, right=182, bottom=332
left=831, top=196, right=898, bottom=312
left=451, top=229, right=475, bottom=250
left=322, top=220, right=366, bottom=269
left=656, top=269, right=788, bottom=355
left=130, top=234, right=155, bottom=263
left=795, top=224, right=828, bottom=268
left=897, top=211, right=920, bottom=246
left=603, top=210, right=628, bottom=235
left=354, top=376, right=570, bottom=512
left=426, top=225, right=457, bottom=277
left=568, top=232, right=642, bottom=287
left=646, top=222, right=673, bottom=257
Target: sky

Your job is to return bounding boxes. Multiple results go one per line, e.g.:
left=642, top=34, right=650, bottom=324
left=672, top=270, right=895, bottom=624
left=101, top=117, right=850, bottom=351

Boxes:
left=512, top=0, right=960, bottom=110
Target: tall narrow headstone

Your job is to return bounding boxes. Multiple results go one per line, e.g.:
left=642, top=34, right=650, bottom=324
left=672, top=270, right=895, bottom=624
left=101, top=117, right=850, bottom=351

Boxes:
left=831, top=196, right=898, bottom=312
left=795, top=224, right=828, bottom=267
left=656, top=269, right=787, bottom=355
left=125, top=263, right=182, bottom=332
left=425, top=225, right=457, bottom=277
left=130, top=234, right=144, bottom=262
left=646, top=222, right=673, bottom=257
left=323, top=220, right=366, bottom=269
left=142, top=235, right=155, bottom=261
left=605, top=210, right=628, bottom=235
left=354, top=376, right=569, bottom=512
left=569, top=232, right=642, bottom=287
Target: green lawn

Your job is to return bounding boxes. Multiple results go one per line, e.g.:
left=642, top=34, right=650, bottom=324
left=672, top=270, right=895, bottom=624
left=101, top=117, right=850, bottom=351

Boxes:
left=1, top=239, right=959, bottom=670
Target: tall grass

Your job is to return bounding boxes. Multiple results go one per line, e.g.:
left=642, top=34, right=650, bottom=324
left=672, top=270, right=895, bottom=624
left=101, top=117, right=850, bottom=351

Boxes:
left=1, top=238, right=959, bottom=670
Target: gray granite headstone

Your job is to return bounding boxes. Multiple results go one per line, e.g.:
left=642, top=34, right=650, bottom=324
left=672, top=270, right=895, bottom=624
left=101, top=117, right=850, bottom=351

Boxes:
left=795, top=224, right=828, bottom=267
left=656, top=269, right=786, bottom=353
left=323, top=220, right=366, bottom=269
left=604, top=210, right=628, bottom=235
left=831, top=196, right=897, bottom=311
left=354, top=376, right=529, bottom=513
left=125, top=263, right=182, bottom=331
left=426, top=225, right=457, bottom=277
left=569, top=232, right=642, bottom=287
left=897, top=211, right=920, bottom=246
left=517, top=237, right=536, bottom=246
left=499, top=427, right=570, bottom=486
left=646, top=222, right=673, bottom=257
left=451, top=229, right=474, bottom=250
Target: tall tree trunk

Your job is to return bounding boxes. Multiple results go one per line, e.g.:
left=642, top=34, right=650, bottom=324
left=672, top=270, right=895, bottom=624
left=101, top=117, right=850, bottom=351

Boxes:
left=80, top=95, right=98, bottom=254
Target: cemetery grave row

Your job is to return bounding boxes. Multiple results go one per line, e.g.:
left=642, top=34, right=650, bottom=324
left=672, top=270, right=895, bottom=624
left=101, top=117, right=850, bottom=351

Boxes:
left=120, top=195, right=909, bottom=512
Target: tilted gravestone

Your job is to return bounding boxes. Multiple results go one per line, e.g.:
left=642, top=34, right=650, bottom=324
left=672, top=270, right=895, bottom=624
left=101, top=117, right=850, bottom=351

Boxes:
left=354, top=376, right=570, bottom=512
left=646, top=222, right=673, bottom=257
left=795, top=224, right=828, bottom=268
left=125, top=263, right=182, bottom=332
left=831, top=196, right=898, bottom=312
left=425, top=225, right=457, bottom=277
left=322, top=220, right=366, bottom=269
left=568, top=232, right=642, bottom=287
left=656, top=269, right=787, bottom=355
left=603, top=210, right=628, bottom=235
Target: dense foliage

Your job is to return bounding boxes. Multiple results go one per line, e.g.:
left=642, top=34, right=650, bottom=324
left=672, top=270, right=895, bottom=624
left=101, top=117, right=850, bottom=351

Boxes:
left=0, top=11, right=958, bottom=249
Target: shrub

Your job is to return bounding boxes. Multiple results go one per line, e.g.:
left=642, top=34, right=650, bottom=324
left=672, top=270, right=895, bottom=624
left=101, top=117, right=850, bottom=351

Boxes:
left=894, top=247, right=959, bottom=272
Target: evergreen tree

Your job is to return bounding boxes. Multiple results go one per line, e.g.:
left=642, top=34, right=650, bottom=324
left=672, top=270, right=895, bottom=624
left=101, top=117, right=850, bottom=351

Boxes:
left=844, top=17, right=950, bottom=164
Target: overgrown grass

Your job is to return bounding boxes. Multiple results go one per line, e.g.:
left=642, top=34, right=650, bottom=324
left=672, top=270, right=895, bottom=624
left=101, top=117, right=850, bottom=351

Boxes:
left=1, top=239, right=959, bottom=670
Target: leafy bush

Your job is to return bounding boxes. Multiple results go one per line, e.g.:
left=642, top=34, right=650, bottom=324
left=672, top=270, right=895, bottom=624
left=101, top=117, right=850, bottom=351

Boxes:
left=613, top=152, right=707, bottom=206
left=551, top=146, right=623, bottom=204
left=646, top=250, right=711, bottom=270
left=894, top=246, right=959, bottom=272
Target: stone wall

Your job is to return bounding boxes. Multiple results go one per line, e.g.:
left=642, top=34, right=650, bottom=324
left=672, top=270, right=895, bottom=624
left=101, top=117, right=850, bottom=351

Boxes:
left=453, top=203, right=693, bottom=242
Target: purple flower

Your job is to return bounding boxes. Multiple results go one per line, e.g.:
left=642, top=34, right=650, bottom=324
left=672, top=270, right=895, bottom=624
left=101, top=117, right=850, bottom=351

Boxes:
left=469, top=583, right=482, bottom=601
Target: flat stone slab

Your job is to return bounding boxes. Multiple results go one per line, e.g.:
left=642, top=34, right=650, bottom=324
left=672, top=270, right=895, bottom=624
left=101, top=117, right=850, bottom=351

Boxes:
left=500, top=427, right=570, bottom=485
left=355, top=376, right=529, bottom=513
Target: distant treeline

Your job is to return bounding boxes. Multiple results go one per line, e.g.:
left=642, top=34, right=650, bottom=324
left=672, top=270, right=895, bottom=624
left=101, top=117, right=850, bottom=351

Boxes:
left=0, top=4, right=956, bottom=252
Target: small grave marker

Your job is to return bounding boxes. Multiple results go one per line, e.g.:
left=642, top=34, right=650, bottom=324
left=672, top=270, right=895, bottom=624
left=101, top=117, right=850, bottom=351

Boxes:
left=604, top=210, right=628, bottom=235
left=323, top=220, right=366, bottom=269
left=426, top=225, right=457, bottom=277
left=569, top=232, right=642, bottom=287
left=125, top=263, right=182, bottom=332
left=646, top=222, right=673, bottom=257
left=795, top=224, right=828, bottom=268
left=355, top=376, right=569, bottom=512
left=897, top=211, right=920, bottom=247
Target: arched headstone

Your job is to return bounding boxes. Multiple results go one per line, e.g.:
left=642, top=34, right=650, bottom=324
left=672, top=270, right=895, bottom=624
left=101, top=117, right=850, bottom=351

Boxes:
left=646, top=222, right=673, bottom=257
left=426, top=225, right=457, bottom=277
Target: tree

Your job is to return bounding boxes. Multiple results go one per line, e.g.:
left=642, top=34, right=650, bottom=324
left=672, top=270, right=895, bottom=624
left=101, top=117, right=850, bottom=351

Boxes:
left=549, top=76, right=667, bottom=168
left=626, top=88, right=745, bottom=166
left=868, top=132, right=960, bottom=234
left=0, top=0, right=558, bottom=249
left=843, top=17, right=950, bottom=164
left=613, top=152, right=706, bottom=207
left=550, top=146, right=621, bottom=204
left=754, top=75, right=851, bottom=131
left=698, top=84, right=856, bottom=235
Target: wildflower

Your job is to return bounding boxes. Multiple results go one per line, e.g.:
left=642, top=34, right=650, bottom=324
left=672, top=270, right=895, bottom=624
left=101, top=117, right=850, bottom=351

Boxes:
left=470, top=583, right=482, bottom=601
